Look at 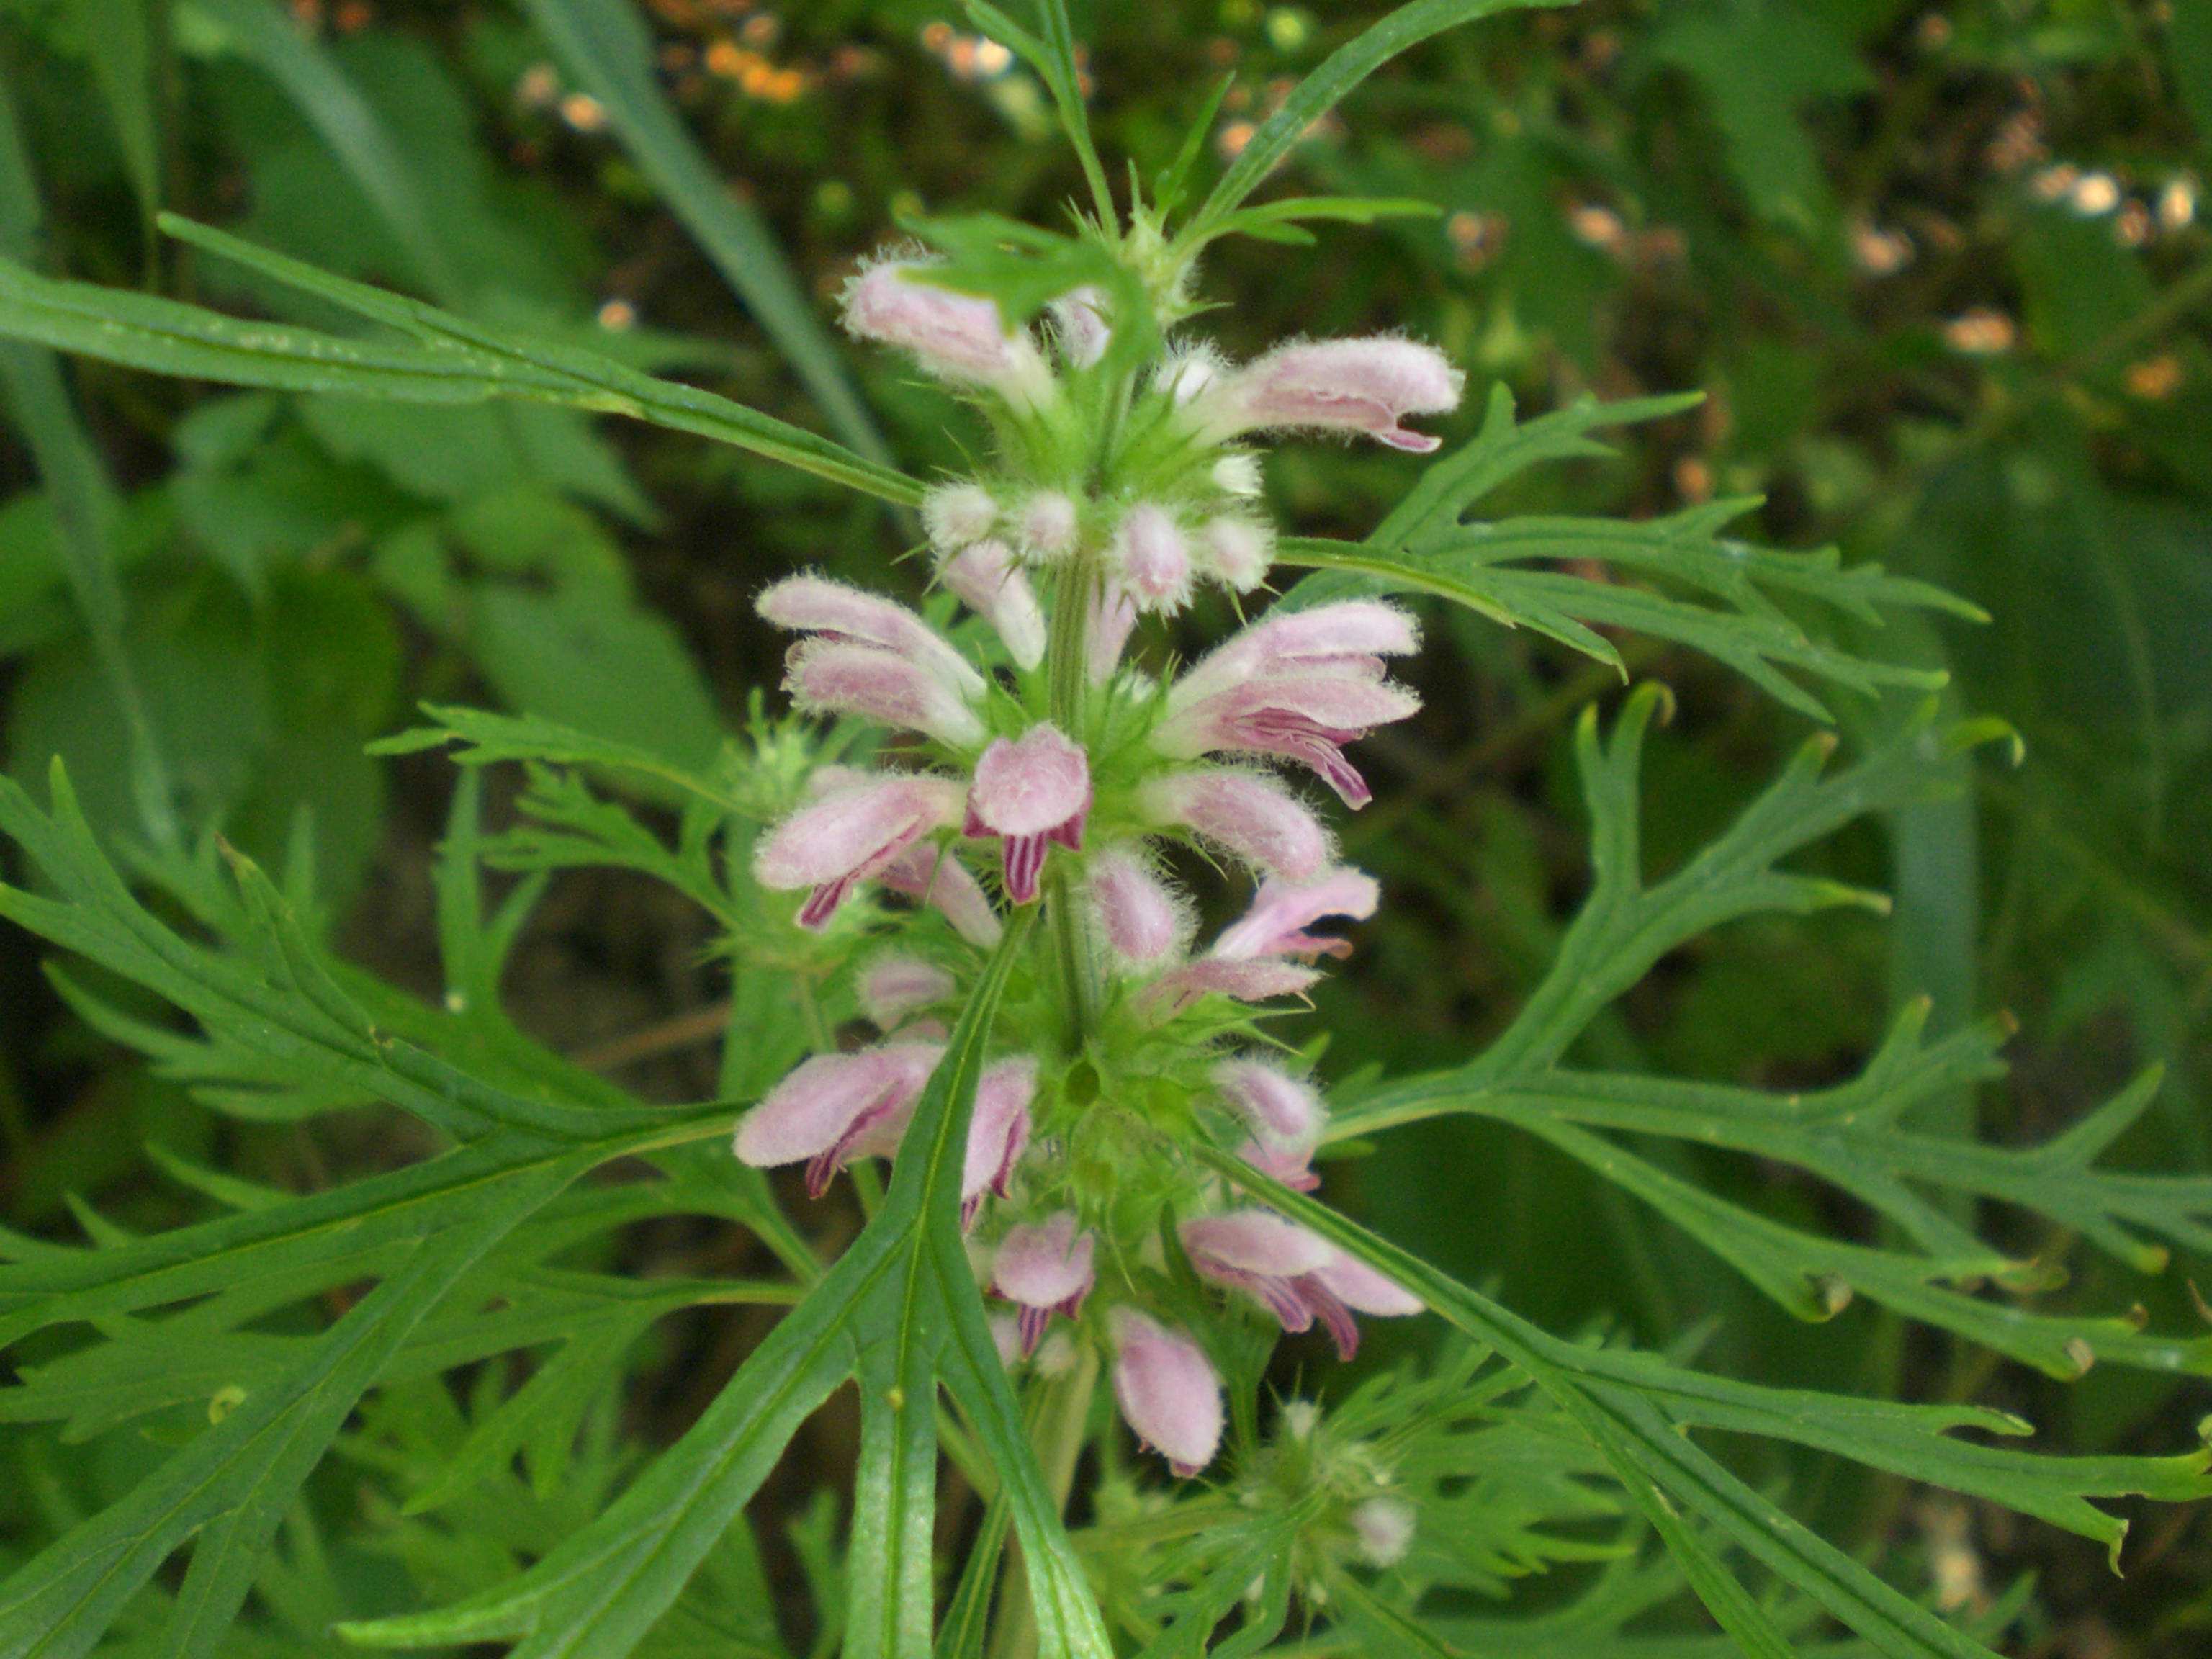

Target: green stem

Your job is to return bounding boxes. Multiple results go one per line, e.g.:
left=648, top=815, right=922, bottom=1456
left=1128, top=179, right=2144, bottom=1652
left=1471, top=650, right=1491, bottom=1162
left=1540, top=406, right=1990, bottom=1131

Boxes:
left=1043, top=558, right=1103, bottom=1048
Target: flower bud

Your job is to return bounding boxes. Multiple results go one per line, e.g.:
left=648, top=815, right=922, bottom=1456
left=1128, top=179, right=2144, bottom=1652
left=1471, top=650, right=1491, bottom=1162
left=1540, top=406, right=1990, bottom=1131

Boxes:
left=922, top=482, right=999, bottom=553
left=858, top=955, right=956, bottom=1030
left=878, top=840, right=1002, bottom=947
left=1110, top=1308, right=1224, bottom=1477
left=1350, top=1496, right=1416, bottom=1567
left=1088, top=584, right=1139, bottom=686
left=1115, top=504, right=1193, bottom=613
left=784, top=639, right=987, bottom=746
left=1212, top=452, right=1264, bottom=498
left=1050, top=287, right=1111, bottom=369
left=1088, top=850, right=1190, bottom=968
left=1198, top=516, right=1273, bottom=592
left=1017, top=490, right=1081, bottom=561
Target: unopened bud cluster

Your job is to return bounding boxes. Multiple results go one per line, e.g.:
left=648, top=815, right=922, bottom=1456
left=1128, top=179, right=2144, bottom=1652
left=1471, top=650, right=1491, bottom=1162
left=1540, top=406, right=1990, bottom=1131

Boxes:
left=736, top=251, right=1460, bottom=1476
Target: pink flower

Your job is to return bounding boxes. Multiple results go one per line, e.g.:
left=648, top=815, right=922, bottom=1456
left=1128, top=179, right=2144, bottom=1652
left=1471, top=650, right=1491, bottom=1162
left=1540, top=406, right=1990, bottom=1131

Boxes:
left=940, top=539, right=1047, bottom=670
left=1212, top=868, right=1380, bottom=962
left=1215, top=1058, right=1326, bottom=1191
left=1088, top=850, right=1190, bottom=968
left=1214, top=1058, right=1325, bottom=1154
left=922, top=482, right=999, bottom=552
left=961, top=1057, right=1037, bottom=1228
left=758, top=576, right=986, bottom=696
left=734, top=1041, right=943, bottom=1197
left=1110, top=1308, right=1223, bottom=1477
left=783, top=639, right=986, bottom=746
left=842, top=260, right=1051, bottom=403
left=1174, top=600, right=1420, bottom=705
left=1115, top=504, right=1192, bottom=613
left=876, top=840, right=1002, bottom=948
left=966, top=725, right=1091, bottom=904
left=760, top=576, right=986, bottom=745
left=858, top=956, right=956, bottom=1030
left=1181, top=1210, right=1422, bottom=1360
left=1139, top=770, right=1331, bottom=881
left=1136, top=871, right=1375, bottom=1012
left=990, top=1211, right=1095, bottom=1354
left=1190, top=337, right=1463, bottom=453
left=1088, top=583, right=1138, bottom=685
left=1156, top=604, right=1421, bottom=806
left=755, top=772, right=966, bottom=929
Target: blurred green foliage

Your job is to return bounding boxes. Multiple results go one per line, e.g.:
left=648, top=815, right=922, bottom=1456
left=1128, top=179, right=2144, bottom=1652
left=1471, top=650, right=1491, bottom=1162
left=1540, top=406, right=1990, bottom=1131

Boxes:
left=1, top=0, right=2208, bottom=1650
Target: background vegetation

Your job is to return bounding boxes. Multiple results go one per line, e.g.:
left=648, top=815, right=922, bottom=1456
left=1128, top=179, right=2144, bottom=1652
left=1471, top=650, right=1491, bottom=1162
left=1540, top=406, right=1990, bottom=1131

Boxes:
left=1, top=0, right=2207, bottom=1651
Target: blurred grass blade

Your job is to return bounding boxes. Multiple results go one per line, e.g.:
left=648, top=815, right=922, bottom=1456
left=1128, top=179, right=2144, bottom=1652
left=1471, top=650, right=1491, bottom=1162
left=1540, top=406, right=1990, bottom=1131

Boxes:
left=189, top=0, right=465, bottom=302
left=0, top=76, right=179, bottom=848
left=78, top=0, right=162, bottom=235
left=520, top=0, right=890, bottom=465
left=1180, top=0, right=1575, bottom=248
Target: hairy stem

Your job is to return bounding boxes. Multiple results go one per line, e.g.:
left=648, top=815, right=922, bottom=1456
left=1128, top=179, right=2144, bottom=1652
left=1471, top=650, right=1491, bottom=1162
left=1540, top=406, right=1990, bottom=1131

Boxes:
left=1043, top=557, right=1103, bottom=1048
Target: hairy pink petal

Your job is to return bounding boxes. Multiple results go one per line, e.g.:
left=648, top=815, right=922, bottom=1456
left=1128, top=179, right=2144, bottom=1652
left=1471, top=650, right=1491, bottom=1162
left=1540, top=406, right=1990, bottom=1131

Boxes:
left=992, top=1211, right=1095, bottom=1349
left=1238, top=1136, right=1320, bottom=1192
left=1196, top=336, right=1463, bottom=451
left=1050, top=287, right=1110, bottom=369
left=785, top=639, right=985, bottom=746
left=1110, top=1309, right=1223, bottom=1477
left=961, top=1057, right=1038, bottom=1225
left=1212, top=869, right=1380, bottom=962
left=1311, top=1249, right=1426, bottom=1318
left=1136, top=958, right=1321, bottom=1016
left=1198, top=516, right=1273, bottom=591
left=1089, top=851, right=1190, bottom=967
left=1140, top=770, right=1330, bottom=880
left=733, top=1043, right=943, bottom=1189
left=968, top=725, right=1092, bottom=904
left=878, top=842, right=1002, bottom=947
left=842, top=261, right=1049, bottom=397
left=858, top=956, right=956, bottom=1030
left=1172, top=601, right=1419, bottom=707
left=940, top=539, right=1047, bottom=670
left=759, top=575, right=979, bottom=683
left=1213, top=1060, right=1326, bottom=1154
left=754, top=773, right=964, bottom=927
left=1088, top=583, right=1139, bottom=685
left=1017, top=491, right=1080, bottom=560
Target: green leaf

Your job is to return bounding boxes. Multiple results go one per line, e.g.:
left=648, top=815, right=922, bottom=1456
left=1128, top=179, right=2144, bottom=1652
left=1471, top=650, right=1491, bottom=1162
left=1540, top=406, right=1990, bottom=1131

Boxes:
left=0, top=1169, right=570, bottom=1659
left=0, top=221, right=922, bottom=506
left=0, top=79, right=179, bottom=849
left=1202, top=1148, right=2208, bottom=1659
left=516, top=0, right=890, bottom=468
left=1180, top=0, right=1576, bottom=250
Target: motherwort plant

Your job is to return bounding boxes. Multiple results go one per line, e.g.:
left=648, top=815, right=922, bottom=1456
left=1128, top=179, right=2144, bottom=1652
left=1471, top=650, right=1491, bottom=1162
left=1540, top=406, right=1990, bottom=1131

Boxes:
left=0, top=4, right=2205, bottom=1657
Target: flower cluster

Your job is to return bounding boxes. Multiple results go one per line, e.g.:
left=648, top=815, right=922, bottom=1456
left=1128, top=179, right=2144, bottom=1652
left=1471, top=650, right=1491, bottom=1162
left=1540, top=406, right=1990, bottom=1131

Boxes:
left=734, top=254, right=1456, bottom=1478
